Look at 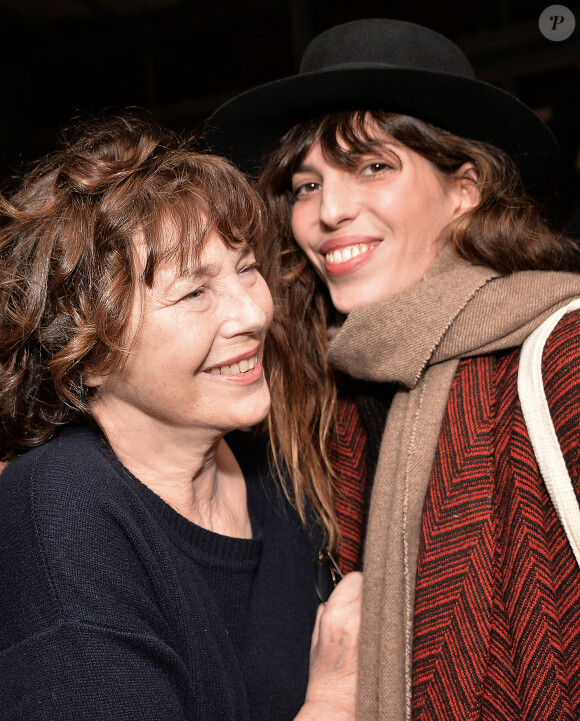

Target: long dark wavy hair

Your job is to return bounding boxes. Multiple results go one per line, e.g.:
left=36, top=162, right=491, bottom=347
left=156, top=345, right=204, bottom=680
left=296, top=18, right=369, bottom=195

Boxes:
left=0, top=112, right=268, bottom=462
left=257, top=110, right=580, bottom=547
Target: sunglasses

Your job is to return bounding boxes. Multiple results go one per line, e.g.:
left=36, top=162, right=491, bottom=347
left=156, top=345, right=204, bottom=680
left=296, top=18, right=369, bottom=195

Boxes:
left=314, top=547, right=344, bottom=603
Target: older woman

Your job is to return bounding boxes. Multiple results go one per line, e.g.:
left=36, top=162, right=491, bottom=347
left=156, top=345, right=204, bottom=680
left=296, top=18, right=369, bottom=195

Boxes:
left=0, top=112, right=361, bottom=721
left=207, top=18, right=580, bottom=721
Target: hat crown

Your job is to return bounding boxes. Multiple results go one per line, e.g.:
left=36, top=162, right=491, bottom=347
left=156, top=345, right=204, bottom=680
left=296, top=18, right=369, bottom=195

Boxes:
left=300, top=18, right=475, bottom=80
left=207, top=18, right=558, bottom=187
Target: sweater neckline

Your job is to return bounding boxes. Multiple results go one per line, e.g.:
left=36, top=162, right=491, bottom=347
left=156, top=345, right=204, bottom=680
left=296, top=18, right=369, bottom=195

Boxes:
left=86, top=426, right=264, bottom=569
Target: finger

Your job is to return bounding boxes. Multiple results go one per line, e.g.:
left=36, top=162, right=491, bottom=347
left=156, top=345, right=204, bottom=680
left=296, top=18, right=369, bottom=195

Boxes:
left=310, top=602, right=325, bottom=650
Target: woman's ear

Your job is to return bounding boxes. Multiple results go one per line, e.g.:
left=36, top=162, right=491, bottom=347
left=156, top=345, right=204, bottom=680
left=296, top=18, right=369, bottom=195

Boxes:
left=454, top=162, right=481, bottom=214
left=84, top=360, right=117, bottom=390
left=83, top=364, right=109, bottom=389
left=83, top=372, right=103, bottom=389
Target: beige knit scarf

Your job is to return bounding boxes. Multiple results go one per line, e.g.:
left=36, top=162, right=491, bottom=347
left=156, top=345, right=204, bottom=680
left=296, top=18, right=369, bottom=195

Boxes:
left=327, top=247, right=580, bottom=721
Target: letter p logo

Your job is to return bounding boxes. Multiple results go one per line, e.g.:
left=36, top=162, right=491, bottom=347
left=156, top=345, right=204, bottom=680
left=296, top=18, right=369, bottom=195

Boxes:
left=539, top=5, right=576, bottom=40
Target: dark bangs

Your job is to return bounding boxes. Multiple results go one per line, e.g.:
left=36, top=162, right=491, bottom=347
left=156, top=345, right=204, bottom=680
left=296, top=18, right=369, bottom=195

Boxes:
left=266, top=110, right=491, bottom=197
left=268, top=111, right=385, bottom=193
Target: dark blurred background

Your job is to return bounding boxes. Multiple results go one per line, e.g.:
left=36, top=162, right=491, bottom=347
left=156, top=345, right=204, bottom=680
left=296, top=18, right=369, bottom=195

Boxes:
left=1, top=0, right=579, bottom=230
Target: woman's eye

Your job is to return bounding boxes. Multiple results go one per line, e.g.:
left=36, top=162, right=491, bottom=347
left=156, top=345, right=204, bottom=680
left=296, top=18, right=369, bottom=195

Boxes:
left=181, top=287, right=204, bottom=301
left=239, top=262, right=261, bottom=285
left=292, top=181, right=320, bottom=200
left=240, top=262, right=260, bottom=274
left=361, top=162, right=392, bottom=175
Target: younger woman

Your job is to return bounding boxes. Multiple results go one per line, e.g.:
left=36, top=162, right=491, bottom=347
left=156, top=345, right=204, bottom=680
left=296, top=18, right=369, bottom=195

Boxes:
left=208, top=18, right=580, bottom=721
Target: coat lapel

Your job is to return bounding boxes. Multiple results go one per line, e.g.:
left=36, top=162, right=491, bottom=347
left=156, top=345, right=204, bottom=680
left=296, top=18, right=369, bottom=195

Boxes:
left=412, top=355, right=495, bottom=719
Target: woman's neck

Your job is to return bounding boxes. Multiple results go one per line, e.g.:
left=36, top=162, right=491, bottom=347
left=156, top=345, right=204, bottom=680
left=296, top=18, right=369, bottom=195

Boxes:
left=89, top=400, right=252, bottom=538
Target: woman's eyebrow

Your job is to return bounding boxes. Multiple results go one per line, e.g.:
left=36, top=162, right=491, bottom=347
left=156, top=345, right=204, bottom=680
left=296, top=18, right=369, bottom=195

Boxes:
left=292, top=163, right=317, bottom=175
left=174, top=262, right=218, bottom=280
left=176, top=246, right=254, bottom=281
left=238, top=244, right=254, bottom=260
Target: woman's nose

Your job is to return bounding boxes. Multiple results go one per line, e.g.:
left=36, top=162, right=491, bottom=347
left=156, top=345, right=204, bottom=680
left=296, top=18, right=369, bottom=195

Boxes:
left=222, top=278, right=273, bottom=337
left=319, top=173, right=359, bottom=229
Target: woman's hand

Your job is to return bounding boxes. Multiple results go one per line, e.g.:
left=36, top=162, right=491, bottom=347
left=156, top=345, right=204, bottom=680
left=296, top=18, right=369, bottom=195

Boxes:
left=296, top=571, right=363, bottom=720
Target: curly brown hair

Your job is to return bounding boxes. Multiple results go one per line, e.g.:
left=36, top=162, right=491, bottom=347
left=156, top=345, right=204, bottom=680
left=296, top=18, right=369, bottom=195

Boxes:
left=0, top=111, right=267, bottom=461
left=257, top=110, right=580, bottom=548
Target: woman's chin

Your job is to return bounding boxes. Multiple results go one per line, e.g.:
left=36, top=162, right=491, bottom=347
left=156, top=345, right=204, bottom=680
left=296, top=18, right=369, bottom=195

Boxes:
left=225, top=397, right=271, bottom=433
left=329, top=287, right=384, bottom=314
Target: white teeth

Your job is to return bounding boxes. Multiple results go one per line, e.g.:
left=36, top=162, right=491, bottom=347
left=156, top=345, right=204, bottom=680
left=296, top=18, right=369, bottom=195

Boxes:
left=325, top=243, right=370, bottom=264
left=208, top=355, right=258, bottom=376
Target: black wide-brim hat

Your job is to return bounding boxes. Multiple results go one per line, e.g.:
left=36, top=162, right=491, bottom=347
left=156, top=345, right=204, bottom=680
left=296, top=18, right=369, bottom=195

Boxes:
left=206, top=18, right=559, bottom=187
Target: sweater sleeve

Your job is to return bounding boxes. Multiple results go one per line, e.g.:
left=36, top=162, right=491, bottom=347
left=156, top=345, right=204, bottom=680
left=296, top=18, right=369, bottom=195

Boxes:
left=0, top=621, right=194, bottom=720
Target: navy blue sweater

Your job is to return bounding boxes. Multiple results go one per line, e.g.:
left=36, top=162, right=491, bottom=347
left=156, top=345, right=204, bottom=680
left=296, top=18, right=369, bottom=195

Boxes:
left=0, top=426, right=322, bottom=720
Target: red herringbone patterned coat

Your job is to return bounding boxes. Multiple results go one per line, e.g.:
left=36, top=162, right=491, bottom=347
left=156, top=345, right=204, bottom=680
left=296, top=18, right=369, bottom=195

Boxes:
left=413, top=311, right=580, bottom=720
left=329, top=398, right=369, bottom=573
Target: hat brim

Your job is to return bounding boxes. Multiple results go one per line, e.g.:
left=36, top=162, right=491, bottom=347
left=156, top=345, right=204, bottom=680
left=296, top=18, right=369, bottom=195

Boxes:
left=206, top=67, right=559, bottom=188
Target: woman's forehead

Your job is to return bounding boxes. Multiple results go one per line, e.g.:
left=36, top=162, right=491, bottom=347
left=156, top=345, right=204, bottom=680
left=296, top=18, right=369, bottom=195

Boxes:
left=133, top=224, right=251, bottom=275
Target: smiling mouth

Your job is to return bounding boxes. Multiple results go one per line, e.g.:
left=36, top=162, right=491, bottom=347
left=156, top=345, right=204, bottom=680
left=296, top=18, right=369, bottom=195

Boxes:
left=206, top=354, right=258, bottom=376
left=324, top=243, right=373, bottom=264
